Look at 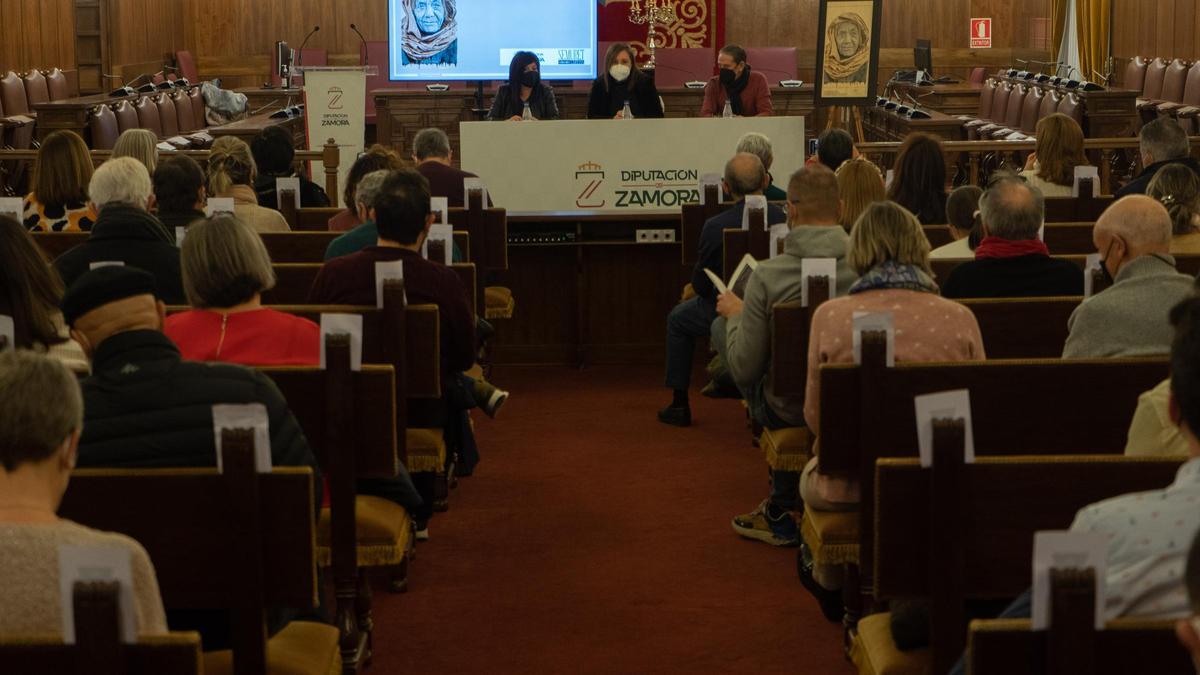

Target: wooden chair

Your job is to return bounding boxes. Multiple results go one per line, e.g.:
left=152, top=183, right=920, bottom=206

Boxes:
left=134, top=97, right=162, bottom=137
left=850, top=431, right=1184, bottom=675
left=88, top=105, right=120, bottom=151
left=968, top=573, right=1192, bottom=674
left=1123, top=56, right=1150, bottom=93
left=0, top=582, right=202, bottom=675
left=44, top=67, right=71, bottom=102
left=448, top=191, right=511, bottom=321
left=1138, top=58, right=1169, bottom=109
left=22, top=69, right=49, bottom=107
left=58, top=432, right=340, bottom=675
left=805, top=336, right=1168, bottom=632
left=113, top=100, right=140, bottom=134
left=263, top=336, right=408, bottom=671
left=680, top=183, right=726, bottom=269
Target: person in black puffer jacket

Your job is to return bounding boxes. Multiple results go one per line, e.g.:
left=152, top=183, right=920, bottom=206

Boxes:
left=61, top=265, right=323, bottom=651
left=53, top=157, right=185, bottom=304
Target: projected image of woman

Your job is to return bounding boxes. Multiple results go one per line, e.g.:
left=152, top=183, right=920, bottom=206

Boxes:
left=401, top=0, right=458, bottom=65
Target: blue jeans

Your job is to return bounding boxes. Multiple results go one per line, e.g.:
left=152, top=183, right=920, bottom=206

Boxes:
left=948, top=588, right=1033, bottom=675
left=665, top=296, right=717, bottom=391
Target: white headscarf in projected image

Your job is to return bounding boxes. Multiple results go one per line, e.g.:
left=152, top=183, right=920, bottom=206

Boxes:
left=402, top=0, right=458, bottom=61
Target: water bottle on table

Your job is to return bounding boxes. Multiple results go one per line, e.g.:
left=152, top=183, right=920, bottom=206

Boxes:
left=622, top=100, right=633, bottom=120
left=722, top=99, right=733, bottom=118
left=522, top=102, right=533, bottom=121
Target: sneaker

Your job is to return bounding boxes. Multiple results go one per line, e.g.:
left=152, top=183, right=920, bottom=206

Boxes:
left=731, top=504, right=799, bottom=546
left=657, top=404, right=691, bottom=427
left=415, top=523, right=430, bottom=541
left=483, top=388, right=509, bottom=419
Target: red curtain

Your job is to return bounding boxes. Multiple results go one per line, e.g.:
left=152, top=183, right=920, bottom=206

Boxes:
left=598, top=0, right=726, bottom=63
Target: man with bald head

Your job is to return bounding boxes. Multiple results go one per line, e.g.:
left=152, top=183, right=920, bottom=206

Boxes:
left=1064, top=195, right=1196, bottom=357
left=943, top=176, right=1084, bottom=298
left=659, top=153, right=786, bottom=426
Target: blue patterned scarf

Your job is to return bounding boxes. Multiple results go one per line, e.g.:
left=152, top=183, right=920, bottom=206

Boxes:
left=848, top=260, right=939, bottom=295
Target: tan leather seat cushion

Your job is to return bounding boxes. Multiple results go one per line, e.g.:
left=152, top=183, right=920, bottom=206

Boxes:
left=317, top=495, right=411, bottom=566
left=203, top=621, right=341, bottom=675
left=849, top=612, right=931, bottom=675
left=801, top=507, right=859, bottom=566
left=760, top=426, right=813, bottom=472
left=405, top=427, right=446, bottom=473
left=484, top=286, right=515, bottom=319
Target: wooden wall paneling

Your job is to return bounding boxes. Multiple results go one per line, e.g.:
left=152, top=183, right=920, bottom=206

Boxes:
left=74, top=0, right=108, bottom=94
left=182, top=0, right=392, bottom=86
left=726, top=0, right=1051, bottom=92
left=108, top=0, right=186, bottom=80
left=0, top=0, right=76, bottom=75
left=1113, top=0, right=1200, bottom=85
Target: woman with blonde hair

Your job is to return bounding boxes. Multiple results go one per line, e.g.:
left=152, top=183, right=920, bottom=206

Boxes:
left=1147, top=163, right=1200, bottom=253
left=206, top=136, right=290, bottom=232
left=834, top=156, right=886, bottom=229
left=112, top=128, right=160, bottom=174
left=23, top=130, right=97, bottom=232
left=1020, top=113, right=1089, bottom=197
left=799, top=201, right=984, bottom=593
left=164, top=215, right=315, bottom=364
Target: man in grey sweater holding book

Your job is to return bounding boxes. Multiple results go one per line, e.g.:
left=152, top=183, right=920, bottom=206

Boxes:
left=710, top=165, right=857, bottom=547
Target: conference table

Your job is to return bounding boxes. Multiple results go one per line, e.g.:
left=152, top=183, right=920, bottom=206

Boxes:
left=371, top=85, right=815, bottom=168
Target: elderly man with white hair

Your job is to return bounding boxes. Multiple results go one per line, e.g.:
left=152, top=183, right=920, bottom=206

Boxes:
left=1063, top=195, right=1196, bottom=358
left=734, top=132, right=788, bottom=200
left=52, top=157, right=184, bottom=304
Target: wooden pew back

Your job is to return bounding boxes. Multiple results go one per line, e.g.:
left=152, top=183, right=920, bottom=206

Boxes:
left=263, top=262, right=477, bottom=318
left=58, top=437, right=318, bottom=675
left=969, top=616, right=1192, bottom=675
left=874, top=452, right=1184, bottom=673
left=0, top=584, right=201, bottom=675
left=959, top=296, right=1080, bottom=359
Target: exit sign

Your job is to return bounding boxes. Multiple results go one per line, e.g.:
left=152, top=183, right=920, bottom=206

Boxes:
left=971, top=18, right=993, bottom=48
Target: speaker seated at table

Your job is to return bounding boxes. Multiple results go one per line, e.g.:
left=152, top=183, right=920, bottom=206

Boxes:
left=487, top=52, right=560, bottom=121
left=701, top=45, right=774, bottom=118
left=587, top=42, right=663, bottom=120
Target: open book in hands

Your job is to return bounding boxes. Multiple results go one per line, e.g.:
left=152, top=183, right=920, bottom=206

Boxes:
left=704, top=254, right=758, bottom=299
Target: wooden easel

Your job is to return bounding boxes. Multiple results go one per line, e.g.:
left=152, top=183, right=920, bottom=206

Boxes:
left=824, top=106, right=865, bottom=142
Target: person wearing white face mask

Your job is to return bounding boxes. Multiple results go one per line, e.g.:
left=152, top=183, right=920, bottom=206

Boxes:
left=587, top=42, right=664, bottom=119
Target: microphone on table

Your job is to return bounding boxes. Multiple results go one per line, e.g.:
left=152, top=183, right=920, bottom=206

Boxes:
left=644, top=59, right=704, bottom=87
left=350, top=24, right=369, bottom=65
left=105, top=73, right=150, bottom=97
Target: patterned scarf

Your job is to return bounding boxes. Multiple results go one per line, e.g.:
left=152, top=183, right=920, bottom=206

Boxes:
left=401, top=0, right=458, bottom=61
left=823, top=13, right=870, bottom=81
left=848, top=260, right=939, bottom=295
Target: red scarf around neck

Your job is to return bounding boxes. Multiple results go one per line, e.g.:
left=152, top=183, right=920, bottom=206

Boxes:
left=974, top=236, right=1049, bottom=260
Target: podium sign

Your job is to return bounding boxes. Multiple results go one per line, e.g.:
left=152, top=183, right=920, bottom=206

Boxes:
left=460, top=117, right=806, bottom=214
left=303, top=67, right=370, bottom=206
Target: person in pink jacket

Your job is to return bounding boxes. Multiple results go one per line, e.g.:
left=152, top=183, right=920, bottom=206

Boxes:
left=800, top=201, right=985, bottom=593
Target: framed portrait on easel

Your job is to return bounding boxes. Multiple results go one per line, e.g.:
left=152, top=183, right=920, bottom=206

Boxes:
left=814, top=0, right=883, bottom=106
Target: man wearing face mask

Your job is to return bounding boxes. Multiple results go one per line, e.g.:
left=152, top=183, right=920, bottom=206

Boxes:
left=1063, top=195, right=1196, bottom=358
left=587, top=42, right=664, bottom=119
left=700, top=44, right=774, bottom=118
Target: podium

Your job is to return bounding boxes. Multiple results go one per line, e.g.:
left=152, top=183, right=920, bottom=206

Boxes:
left=299, top=66, right=377, bottom=207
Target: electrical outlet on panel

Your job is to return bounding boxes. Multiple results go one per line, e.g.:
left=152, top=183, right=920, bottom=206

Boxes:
left=664, top=230, right=677, bottom=242
left=650, top=230, right=662, bottom=241
left=636, top=229, right=651, bottom=242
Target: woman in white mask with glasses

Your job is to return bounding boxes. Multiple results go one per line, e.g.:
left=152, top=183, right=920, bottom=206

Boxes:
left=587, top=42, right=664, bottom=120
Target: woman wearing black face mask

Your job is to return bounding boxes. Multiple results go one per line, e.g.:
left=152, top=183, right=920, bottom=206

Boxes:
left=487, top=51, right=560, bottom=121
left=586, top=42, right=664, bottom=119
left=700, top=44, right=775, bottom=117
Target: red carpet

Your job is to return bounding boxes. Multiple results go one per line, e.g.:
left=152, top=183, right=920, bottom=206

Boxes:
left=369, top=365, right=854, bottom=674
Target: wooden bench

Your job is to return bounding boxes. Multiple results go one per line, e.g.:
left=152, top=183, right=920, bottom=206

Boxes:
left=923, top=222, right=1097, bottom=254
left=261, top=336, right=405, bottom=671
left=850, top=433, right=1184, bottom=674
left=0, top=583, right=202, bottom=675
left=808, top=338, right=1169, bottom=631
left=264, top=261, right=478, bottom=318
left=31, top=229, right=471, bottom=265
left=967, top=577, right=1192, bottom=674
left=58, top=433, right=339, bottom=675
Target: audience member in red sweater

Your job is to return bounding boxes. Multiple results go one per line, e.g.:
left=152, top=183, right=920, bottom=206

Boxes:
left=164, top=215, right=318, bottom=366
left=163, top=214, right=423, bottom=525
left=700, top=45, right=774, bottom=118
